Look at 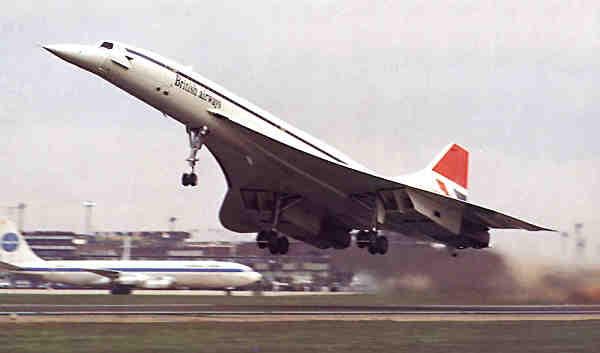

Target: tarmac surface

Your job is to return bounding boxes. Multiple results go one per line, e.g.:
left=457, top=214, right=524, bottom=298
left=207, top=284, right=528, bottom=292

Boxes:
left=2, top=290, right=600, bottom=322
left=1, top=303, right=600, bottom=322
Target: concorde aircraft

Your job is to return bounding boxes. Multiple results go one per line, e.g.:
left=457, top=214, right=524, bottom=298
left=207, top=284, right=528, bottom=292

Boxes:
left=0, top=220, right=261, bottom=294
left=43, top=41, right=552, bottom=257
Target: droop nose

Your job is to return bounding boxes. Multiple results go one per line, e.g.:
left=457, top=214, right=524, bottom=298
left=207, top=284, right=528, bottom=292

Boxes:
left=43, top=44, right=105, bottom=73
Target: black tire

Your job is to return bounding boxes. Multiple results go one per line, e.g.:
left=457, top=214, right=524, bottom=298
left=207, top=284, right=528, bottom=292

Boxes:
left=256, top=231, right=267, bottom=249
left=110, top=286, right=132, bottom=295
left=368, top=245, right=378, bottom=255
left=278, top=237, right=289, bottom=255
left=376, top=236, right=388, bottom=255
left=268, top=234, right=279, bottom=254
left=190, top=173, right=198, bottom=186
left=368, top=232, right=377, bottom=244
left=181, top=173, right=189, bottom=186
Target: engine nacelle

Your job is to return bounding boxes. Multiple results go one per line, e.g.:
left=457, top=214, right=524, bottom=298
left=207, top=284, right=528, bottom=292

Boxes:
left=140, top=277, right=175, bottom=289
left=449, top=231, right=490, bottom=249
left=466, top=230, right=490, bottom=249
left=278, top=205, right=351, bottom=250
left=115, top=275, right=146, bottom=286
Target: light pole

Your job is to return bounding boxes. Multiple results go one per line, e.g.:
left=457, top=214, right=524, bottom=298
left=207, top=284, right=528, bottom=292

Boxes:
left=16, top=203, right=26, bottom=232
left=575, top=223, right=585, bottom=258
left=83, top=201, right=96, bottom=235
left=169, top=217, right=177, bottom=232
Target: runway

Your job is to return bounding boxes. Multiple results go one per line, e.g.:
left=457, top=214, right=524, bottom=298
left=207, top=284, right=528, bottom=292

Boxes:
left=2, top=304, right=600, bottom=321
left=2, top=290, right=600, bottom=321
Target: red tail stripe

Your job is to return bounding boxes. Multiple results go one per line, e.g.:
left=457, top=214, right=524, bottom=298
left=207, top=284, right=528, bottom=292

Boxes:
left=432, top=144, right=469, bottom=189
left=436, top=179, right=450, bottom=196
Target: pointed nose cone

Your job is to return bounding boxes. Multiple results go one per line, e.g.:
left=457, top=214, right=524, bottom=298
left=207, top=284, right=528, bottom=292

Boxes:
left=43, top=44, right=83, bottom=63
left=43, top=44, right=105, bottom=74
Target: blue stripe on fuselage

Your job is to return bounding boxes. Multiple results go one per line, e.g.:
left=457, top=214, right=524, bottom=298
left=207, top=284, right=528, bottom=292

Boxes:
left=21, top=268, right=245, bottom=273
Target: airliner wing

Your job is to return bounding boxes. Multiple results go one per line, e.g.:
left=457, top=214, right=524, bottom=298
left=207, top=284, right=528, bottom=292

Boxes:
left=82, top=268, right=120, bottom=279
left=404, top=185, right=553, bottom=231
left=0, top=261, right=23, bottom=271
left=205, top=110, right=551, bottom=238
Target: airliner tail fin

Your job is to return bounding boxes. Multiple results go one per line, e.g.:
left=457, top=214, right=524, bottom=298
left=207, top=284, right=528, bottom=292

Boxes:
left=425, top=143, right=469, bottom=200
left=0, top=219, right=45, bottom=266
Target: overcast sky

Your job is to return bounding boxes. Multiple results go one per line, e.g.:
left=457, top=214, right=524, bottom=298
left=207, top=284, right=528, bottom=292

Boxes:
left=1, top=1, right=599, bottom=264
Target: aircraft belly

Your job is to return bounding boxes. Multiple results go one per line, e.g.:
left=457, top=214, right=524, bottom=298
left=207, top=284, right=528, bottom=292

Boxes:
left=174, top=273, right=240, bottom=289
left=205, top=121, right=373, bottom=234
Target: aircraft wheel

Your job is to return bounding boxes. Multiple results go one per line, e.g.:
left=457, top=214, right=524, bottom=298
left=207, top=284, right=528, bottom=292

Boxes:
left=268, top=243, right=280, bottom=255
left=278, top=237, right=289, bottom=255
left=256, top=231, right=268, bottom=249
left=356, top=231, right=368, bottom=248
left=268, top=234, right=280, bottom=254
left=181, top=173, right=190, bottom=186
left=110, top=286, right=132, bottom=295
left=368, top=244, right=378, bottom=255
left=376, top=236, right=388, bottom=255
left=189, top=173, right=198, bottom=186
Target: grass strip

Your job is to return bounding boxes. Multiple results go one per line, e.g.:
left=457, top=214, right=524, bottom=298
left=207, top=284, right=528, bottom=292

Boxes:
left=0, top=320, right=598, bottom=353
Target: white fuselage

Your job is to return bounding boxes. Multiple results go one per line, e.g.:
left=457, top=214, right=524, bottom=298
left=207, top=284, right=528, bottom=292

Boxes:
left=17, top=260, right=261, bottom=289
left=99, top=44, right=461, bottom=198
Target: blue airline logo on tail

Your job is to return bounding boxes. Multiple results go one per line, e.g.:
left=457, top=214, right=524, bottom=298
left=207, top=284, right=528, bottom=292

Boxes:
left=2, top=233, right=19, bottom=252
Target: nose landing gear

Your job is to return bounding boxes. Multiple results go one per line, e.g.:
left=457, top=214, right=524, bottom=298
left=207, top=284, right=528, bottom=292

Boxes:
left=182, top=126, right=209, bottom=187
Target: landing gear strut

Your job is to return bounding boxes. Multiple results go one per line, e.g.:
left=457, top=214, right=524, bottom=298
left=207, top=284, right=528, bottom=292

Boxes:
left=182, top=126, right=209, bottom=187
left=255, top=193, right=299, bottom=255
left=356, top=230, right=388, bottom=255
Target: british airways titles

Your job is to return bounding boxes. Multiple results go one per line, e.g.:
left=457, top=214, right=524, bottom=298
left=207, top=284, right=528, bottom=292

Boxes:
left=174, top=73, right=222, bottom=109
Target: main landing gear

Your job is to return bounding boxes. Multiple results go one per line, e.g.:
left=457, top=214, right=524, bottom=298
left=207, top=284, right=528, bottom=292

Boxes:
left=256, top=230, right=289, bottom=255
left=182, top=126, right=209, bottom=187
left=356, top=230, right=388, bottom=255
left=110, top=285, right=132, bottom=295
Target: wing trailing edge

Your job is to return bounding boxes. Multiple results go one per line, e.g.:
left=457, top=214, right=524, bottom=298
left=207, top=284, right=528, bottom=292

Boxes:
left=406, top=185, right=554, bottom=232
left=0, top=261, right=23, bottom=271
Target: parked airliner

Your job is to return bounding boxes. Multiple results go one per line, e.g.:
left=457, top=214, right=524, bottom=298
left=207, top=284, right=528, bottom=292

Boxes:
left=0, top=220, right=261, bottom=294
left=43, top=41, right=552, bottom=257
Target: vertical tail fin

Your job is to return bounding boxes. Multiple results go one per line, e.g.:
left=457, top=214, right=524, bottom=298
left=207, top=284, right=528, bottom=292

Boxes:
left=425, top=144, right=469, bottom=200
left=0, top=219, right=45, bottom=266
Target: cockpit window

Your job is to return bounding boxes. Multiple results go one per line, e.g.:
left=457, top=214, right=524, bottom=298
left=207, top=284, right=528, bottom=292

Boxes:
left=100, top=42, right=113, bottom=49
